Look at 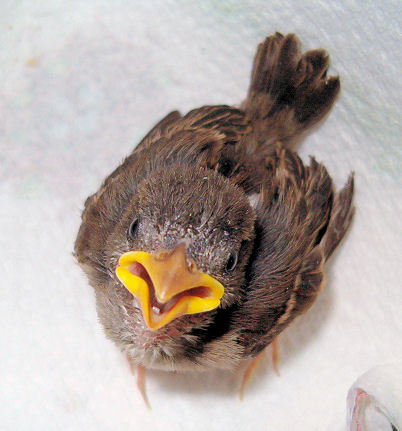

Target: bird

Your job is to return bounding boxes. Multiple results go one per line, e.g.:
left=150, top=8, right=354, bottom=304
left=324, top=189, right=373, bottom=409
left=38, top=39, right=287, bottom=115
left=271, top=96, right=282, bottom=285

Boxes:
left=74, top=32, right=354, bottom=401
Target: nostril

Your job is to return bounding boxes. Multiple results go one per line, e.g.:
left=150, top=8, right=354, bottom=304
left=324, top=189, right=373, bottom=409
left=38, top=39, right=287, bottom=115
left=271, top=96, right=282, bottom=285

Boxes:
left=154, top=250, right=169, bottom=260
left=187, top=258, right=197, bottom=273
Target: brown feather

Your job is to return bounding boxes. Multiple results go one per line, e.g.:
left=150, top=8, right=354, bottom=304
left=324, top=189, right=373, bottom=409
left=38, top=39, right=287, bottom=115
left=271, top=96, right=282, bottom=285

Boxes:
left=241, top=32, right=340, bottom=153
left=74, top=33, right=354, bottom=371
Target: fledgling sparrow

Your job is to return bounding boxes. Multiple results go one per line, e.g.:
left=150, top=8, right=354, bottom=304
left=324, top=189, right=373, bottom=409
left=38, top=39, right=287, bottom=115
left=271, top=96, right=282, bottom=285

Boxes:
left=75, top=33, right=354, bottom=387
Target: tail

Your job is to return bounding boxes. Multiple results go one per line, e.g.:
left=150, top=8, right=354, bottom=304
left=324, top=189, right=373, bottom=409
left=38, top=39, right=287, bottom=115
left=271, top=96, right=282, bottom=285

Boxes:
left=242, top=32, right=340, bottom=149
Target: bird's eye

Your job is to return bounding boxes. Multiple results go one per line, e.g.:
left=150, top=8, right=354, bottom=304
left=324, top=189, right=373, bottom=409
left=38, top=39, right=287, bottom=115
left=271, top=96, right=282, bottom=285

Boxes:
left=127, top=218, right=139, bottom=240
left=225, top=251, right=238, bottom=272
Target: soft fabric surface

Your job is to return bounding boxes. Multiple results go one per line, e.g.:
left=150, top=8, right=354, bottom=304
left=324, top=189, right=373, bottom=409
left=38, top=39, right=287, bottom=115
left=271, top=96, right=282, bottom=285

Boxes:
left=1, top=1, right=401, bottom=430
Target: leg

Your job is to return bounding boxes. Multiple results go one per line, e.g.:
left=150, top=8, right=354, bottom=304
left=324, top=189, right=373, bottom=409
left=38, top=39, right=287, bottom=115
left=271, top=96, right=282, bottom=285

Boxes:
left=239, top=349, right=265, bottom=400
left=271, top=337, right=280, bottom=376
left=127, top=355, right=151, bottom=409
left=239, top=338, right=280, bottom=400
left=137, top=364, right=151, bottom=409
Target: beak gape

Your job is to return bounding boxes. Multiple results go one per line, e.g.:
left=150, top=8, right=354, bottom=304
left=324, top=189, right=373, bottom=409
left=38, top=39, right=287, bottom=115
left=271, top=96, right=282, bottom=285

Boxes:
left=115, top=243, right=224, bottom=330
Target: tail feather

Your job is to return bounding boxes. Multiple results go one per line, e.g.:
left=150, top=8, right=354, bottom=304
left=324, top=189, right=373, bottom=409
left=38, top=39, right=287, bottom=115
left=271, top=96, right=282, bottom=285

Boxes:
left=242, top=32, right=340, bottom=149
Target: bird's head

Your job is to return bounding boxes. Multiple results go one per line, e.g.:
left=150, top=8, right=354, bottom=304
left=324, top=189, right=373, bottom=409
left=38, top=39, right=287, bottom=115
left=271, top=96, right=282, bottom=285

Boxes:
left=108, top=165, right=256, bottom=332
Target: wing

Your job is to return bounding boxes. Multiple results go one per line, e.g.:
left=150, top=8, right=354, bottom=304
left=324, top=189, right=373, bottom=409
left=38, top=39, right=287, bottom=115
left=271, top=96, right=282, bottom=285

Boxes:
left=234, top=145, right=354, bottom=355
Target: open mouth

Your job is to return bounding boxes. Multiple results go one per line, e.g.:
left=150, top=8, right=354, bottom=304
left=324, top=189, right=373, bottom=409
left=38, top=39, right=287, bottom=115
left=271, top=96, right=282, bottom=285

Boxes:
left=115, top=245, right=224, bottom=330
left=128, top=261, right=212, bottom=314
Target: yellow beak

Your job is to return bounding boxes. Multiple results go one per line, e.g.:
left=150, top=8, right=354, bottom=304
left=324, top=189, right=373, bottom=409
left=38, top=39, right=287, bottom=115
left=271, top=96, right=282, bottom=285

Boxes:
left=115, top=243, right=224, bottom=330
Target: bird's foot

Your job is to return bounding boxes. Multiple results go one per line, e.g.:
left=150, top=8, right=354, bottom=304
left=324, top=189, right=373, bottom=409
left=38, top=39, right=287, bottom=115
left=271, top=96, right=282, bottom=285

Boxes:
left=271, top=337, right=280, bottom=376
left=239, top=338, right=280, bottom=400
left=127, top=356, right=151, bottom=409
left=137, top=364, right=151, bottom=409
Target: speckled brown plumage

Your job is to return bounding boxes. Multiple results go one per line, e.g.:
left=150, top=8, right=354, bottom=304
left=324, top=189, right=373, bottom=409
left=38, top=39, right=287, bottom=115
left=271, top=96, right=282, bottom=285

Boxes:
left=74, top=33, right=354, bottom=372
